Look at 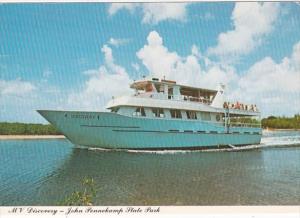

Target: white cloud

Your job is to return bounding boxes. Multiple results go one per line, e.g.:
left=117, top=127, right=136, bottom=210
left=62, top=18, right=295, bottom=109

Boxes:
left=0, top=78, right=36, bottom=97
left=208, top=2, right=280, bottom=58
left=108, top=3, right=139, bottom=15
left=0, top=78, right=64, bottom=123
left=67, top=45, right=132, bottom=110
left=231, top=41, right=300, bottom=116
left=137, top=31, right=180, bottom=80
left=141, top=3, right=188, bottom=24
left=108, top=3, right=189, bottom=24
left=136, top=31, right=237, bottom=89
left=108, top=37, right=129, bottom=47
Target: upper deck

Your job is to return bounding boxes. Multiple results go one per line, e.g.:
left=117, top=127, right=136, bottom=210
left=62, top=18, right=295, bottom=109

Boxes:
left=107, top=77, right=260, bottom=116
left=130, top=78, right=218, bottom=105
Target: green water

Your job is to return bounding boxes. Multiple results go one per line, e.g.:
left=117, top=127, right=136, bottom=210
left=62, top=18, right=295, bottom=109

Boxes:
left=0, top=131, right=299, bottom=205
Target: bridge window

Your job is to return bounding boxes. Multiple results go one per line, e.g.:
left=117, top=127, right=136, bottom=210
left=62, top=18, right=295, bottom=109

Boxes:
left=170, top=109, right=182, bottom=119
left=186, top=111, right=197, bottom=120
left=152, top=108, right=165, bottom=118
left=133, top=107, right=146, bottom=117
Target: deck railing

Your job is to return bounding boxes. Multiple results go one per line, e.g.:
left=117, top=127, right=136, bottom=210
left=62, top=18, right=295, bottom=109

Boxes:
left=134, top=92, right=212, bottom=104
left=180, top=95, right=212, bottom=104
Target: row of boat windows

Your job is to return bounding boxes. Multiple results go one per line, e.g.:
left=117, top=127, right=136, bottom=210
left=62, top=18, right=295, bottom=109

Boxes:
left=132, top=107, right=198, bottom=120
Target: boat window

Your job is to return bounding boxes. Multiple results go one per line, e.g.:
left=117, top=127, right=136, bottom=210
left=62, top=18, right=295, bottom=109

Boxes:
left=152, top=108, right=165, bottom=118
left=170, top=109, right=182, bottom=119
left=186, top=111, right=197, bottom=120
left=111, top=107, right=119, bottom=113
left=201, top=112, right=211, bottom=121
left=133, top=107, right=146, bottom=117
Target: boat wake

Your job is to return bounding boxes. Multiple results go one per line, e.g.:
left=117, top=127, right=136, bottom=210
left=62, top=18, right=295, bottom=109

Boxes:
left=261, top=135, right=300, bottom=147
left=80, top=131, right=300, bottom=154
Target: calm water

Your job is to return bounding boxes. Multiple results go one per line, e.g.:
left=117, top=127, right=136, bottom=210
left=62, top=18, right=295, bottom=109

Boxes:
left=0, top=130, right=299, bottom=205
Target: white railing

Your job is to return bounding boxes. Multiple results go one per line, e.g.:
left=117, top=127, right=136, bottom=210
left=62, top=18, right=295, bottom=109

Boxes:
left=133, top=92, right=212, bottom=104
left=179, top=95, right=212, bottom=104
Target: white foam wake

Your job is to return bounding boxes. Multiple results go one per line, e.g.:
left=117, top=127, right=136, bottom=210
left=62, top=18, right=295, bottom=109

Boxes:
left=261, top=135, right=300, bottom=147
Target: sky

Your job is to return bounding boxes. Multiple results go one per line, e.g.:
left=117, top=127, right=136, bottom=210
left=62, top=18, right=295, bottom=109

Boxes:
left=0, top=2, right=299, bottom=123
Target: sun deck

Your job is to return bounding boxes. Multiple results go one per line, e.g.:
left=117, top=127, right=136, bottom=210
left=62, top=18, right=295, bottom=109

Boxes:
left=130, top=78, right=218, bottom=105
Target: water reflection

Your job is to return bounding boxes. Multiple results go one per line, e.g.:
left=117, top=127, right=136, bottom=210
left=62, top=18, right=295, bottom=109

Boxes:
left=36, top=147, right=291, bottom=205
left=0, top=139, right=73, bottom=205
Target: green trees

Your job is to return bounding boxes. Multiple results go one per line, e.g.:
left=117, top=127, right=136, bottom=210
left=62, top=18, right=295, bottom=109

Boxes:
left=262, top=114, right=300, bottom=129
left=0, top=122, right=61, bottom=135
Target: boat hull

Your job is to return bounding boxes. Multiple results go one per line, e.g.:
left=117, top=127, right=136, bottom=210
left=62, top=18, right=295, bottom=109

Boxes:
left=37, top=110, right=262, bottom=150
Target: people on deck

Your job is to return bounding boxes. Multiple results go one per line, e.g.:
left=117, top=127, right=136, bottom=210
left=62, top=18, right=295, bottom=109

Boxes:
left=223, top=102, right=258, bottom=111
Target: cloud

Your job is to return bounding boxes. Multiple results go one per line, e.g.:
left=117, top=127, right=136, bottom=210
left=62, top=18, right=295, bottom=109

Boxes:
left=208, top=2, right=280, bottom=58
left=0, top=78, right=36, bottom=97
left=67, top=45, right=132, bottom=110
left=136, top=31, right=237, bottom=89
left=108, top=37, right=130, bottom=47
left=141, top=3, right=188, bottom=24
left=0, top=78, right=64, bottom=123
left=136, top=31, right=180, bottom=80
left=108, top=3, right=139, bottom=15
left=231, top=41, right=300, bottom=116
left=108, top=3, right=189, bottom=24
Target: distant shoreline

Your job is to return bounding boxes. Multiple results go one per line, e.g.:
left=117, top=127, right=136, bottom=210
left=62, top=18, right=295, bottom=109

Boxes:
left=0, top=135, right=65, bottom=140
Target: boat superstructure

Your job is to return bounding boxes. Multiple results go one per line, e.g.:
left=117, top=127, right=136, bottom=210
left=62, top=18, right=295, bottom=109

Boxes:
left=38, top=78, right=261, bottom=150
